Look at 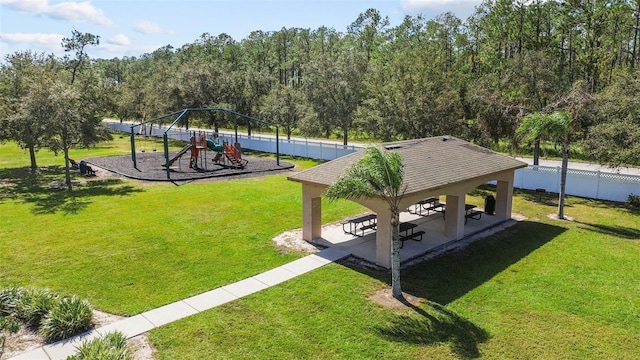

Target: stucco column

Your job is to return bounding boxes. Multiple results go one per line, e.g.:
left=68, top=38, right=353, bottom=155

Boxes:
left=495, top=171, right=515, bottom=220
left=375, top=210, right=392, bottom=268
left=301, top=183, right=324, bottom=241
left=444, top=194, right=466, bottom=240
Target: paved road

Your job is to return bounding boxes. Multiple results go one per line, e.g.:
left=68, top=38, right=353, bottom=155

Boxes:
left=514, top=157, right=640, bottom=176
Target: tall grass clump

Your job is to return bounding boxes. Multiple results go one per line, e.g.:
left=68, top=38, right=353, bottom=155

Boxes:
left=39, top=296, right=93, bottom=342
left=14, top=288, right=59, bottom=328
left=68, top=331, right=132, bottom=360
left=0, top=287, right=23, bottom=317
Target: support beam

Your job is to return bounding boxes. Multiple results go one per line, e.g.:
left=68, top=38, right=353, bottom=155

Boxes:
left=495, top=172, right=515, bottom=220
left=444, top=194, right=466, bottom=240
left=301, top=184, right=325, bottom=241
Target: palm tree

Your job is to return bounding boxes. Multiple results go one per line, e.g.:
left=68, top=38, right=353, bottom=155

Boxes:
left=324, top=146, right=406, bottom=298
left=517, top=111, right=572, bottom=219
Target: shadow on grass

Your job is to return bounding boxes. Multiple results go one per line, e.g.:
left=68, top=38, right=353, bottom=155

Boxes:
left=575, top=221, right=640, bottom=240
left=401, top=221, right=566, bottom=305
left=375, top=299, right=489, bottom=358
left=0, top=166, right=142, bottom=215
left=343, top=221, right=566, bottom=357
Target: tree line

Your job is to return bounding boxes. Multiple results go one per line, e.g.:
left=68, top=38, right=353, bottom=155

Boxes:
left=2, top=0, right=640, bottom=172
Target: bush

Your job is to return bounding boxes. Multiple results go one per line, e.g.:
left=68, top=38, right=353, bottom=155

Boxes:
left=0, top=287, right=24, bottom=317
left=627, top=193, right=640, bottom=208
left=40, top=296, right=93, bottom=342
left=14, top=288, right=60, bottom=329
left=68, top=331, right=132, bottom=360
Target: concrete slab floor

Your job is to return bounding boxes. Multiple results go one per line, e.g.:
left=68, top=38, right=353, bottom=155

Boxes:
left=313, top=209, right=509, bottom=267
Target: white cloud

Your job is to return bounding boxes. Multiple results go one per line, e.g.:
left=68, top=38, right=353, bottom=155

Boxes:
left=97, top=42, right=162, bottom=59
left=0, top=32, right=64, bottom=52
left=0, top=0, right=49, bottom=13
left=400, top=0, right=483, bottom=19
left=107, top=33, right=129, bottom=46
left=0, top=0, right=112, bottom=26
left=134, top=20, right=163, bottom=35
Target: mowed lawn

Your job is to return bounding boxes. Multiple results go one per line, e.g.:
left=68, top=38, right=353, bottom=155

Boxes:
left=1, top=139, right=639, bottom=358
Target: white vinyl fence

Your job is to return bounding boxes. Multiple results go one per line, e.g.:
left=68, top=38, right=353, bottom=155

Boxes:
left=106, top=120, right=360, bottom=161
left=105, top=120, right=640, bottom=203
left=515, top=166, right=639, bottom=203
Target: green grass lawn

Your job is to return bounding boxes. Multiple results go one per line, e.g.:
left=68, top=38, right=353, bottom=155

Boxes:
left=1, top=139, right=639, bottom=358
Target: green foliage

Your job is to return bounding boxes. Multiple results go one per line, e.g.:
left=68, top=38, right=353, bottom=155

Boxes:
left=627, top=194, right=640, bottom=209
left=14, top=288, right=59, bottom=328
left=0, top=287, right=22, bottom=317
left=68, top=331, right=132, bottom=360
left=518, top=111, right=571, bottom=144
left=325, top=145, right=405, bottom=205
left=39, top=296, right=93, bottom=342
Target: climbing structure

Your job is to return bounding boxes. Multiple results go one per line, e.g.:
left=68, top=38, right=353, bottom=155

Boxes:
left=129, top=107, right=280, bottom=179
left=222, top=142, right=248, bottom=169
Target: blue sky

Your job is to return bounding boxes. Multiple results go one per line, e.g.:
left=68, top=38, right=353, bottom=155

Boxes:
left=0, top=0, right=482, bottom=60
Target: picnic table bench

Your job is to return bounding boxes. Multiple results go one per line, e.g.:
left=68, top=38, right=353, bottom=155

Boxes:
left=69, top=159, right=79, bottom=170
left=341, top=214, right=377, bottom=237
left=399, top=222, right=424, bottom=248
left=464, top=205, right=482, bottom=224
left=409, top=197, right=446, bottom=216
left=443, top=204, right=480, bottom=224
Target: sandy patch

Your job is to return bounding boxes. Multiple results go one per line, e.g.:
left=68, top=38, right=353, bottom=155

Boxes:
left=368, top=289, right=423, bottom=308
left=2, top=310, right=155, bottom=360
left=272, top=228, right=320, bottom=253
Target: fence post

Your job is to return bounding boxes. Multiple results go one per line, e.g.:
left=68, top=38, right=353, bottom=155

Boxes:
left=596, top=170, right=601, bottom=200
left=556, top=166, right=561, bottom=193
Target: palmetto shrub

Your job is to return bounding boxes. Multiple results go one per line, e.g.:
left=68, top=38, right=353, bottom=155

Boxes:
left=68, top=331, right=132, bottom=360
left=14, top=288, right=59, bottom=328
left=0, top=287, right=23, bottom=317
left=39, top=296, right=94, bottom=342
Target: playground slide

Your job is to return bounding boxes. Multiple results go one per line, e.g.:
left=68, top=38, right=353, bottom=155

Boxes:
left=162, top=144, right=192, bottom=167
left=206, top=138, right=223, bottom=152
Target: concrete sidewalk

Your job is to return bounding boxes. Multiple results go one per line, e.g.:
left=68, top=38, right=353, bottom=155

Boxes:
left=10, top=247, right=350, bottom=360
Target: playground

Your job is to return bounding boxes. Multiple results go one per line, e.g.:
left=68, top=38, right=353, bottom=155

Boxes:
left=86, top=144, right=294, bottom=182
left=87, top=108, right=295, bottom=182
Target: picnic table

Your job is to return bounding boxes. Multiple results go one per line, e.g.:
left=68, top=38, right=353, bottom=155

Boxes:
left=443, top=204, right=480, bottom=223
left=399, top=221, right=425, bottom=248
left=341, top=214, right=377, bottom=237
left=409, top=197, right=445, bottom=216
left=464, top=204, right=482, bottom=224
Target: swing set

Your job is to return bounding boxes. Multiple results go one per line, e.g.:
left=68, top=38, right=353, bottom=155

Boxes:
left=129, top=108, right=281, bottom=180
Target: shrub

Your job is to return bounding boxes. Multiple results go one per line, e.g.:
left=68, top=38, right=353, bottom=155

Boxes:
left=627, top=193, right=640, bottom=208
left=0, top=287, right=23, bottom=317
left=68, top=331, right=132, bottom=360
left=14, top=288, right=60, bottom=328
left=40, top=296, right=93, bottom=342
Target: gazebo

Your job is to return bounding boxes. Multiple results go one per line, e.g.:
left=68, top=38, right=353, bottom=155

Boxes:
left=287, top=136, right=528, bottom=268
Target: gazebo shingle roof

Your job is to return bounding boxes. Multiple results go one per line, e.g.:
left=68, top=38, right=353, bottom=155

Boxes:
left=288, top=136, right=527, bottom=196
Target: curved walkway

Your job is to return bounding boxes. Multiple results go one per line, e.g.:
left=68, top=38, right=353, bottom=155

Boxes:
left=10, top=247, right=350, bottom=360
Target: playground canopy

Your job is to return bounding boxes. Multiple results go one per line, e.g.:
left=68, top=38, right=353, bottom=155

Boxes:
left=128, top=108, right=280, bottom=179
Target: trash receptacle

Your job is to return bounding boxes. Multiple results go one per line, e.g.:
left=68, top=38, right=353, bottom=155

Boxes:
left=79, top=160, right=87, bottom=175
left=484, top=195, right=495, bottom=215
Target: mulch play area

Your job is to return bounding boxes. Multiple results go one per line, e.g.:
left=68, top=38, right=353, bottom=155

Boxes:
left=86, top=152, right=295, bottom=182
